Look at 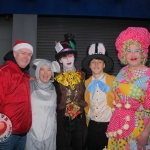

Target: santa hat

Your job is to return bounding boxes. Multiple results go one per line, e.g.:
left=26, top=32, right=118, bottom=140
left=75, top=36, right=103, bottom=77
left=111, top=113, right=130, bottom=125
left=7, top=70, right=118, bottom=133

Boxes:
left=13, top=40, right=33, bottom=54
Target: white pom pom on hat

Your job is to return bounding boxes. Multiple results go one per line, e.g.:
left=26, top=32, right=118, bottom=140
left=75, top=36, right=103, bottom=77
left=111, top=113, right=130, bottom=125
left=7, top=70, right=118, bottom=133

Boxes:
left=13, top=40, right=33, bottom=54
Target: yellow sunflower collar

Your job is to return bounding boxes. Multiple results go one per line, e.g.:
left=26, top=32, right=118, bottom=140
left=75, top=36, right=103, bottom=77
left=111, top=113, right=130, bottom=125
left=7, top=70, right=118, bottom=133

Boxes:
left=54, top=71, right=82, bottom=89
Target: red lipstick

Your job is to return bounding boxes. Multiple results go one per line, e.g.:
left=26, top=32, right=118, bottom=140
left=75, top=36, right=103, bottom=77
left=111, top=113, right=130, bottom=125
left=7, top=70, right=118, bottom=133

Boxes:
left=131, top=58, right=137, bottom=61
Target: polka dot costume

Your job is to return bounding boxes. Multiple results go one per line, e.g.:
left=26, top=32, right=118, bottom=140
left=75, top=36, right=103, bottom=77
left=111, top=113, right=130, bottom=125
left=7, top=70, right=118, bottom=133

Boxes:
left=106, top=66, right=150, bottom=149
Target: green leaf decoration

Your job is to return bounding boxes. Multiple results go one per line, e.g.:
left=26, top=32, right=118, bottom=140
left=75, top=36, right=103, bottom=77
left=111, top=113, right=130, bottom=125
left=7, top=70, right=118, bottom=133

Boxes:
left=69, top=40, right=75, bottom=50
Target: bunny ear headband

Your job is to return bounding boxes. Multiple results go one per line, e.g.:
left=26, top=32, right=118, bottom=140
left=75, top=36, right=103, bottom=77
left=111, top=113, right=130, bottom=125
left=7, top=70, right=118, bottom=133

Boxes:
left=33, top=59, right=60, bottom=73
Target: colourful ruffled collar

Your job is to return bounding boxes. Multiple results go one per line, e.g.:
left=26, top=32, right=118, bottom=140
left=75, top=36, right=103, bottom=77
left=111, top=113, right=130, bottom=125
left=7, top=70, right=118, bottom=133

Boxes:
left=54, top=71, right=82, bottom=89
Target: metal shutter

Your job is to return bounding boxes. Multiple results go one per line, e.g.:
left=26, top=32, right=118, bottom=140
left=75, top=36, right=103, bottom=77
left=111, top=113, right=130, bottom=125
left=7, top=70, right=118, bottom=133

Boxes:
left=37, top=17, right=150, bottom=76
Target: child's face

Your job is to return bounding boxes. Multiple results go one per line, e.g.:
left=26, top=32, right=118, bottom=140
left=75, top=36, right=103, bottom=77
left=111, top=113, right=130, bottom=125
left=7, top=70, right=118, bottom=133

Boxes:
left=39, top=65, right=52, bottom=83
left=89, top=59, right=105, bottom=75
left=59, top=53, right=75, bottom=69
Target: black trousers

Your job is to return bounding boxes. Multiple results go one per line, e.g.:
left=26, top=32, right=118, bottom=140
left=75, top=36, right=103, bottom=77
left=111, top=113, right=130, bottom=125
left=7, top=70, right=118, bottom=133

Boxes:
left=87, top=120, right=109, bottom=150
left=60, top=117, right=83, bottom=150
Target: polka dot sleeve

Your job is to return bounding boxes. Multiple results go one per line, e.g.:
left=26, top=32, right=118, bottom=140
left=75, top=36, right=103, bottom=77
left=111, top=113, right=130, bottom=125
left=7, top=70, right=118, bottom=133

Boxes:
left=143, top=82, right=150, bottom=110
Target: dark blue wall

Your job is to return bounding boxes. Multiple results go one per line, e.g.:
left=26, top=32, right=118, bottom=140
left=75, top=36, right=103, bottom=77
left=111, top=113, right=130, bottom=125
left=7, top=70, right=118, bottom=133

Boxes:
left=1, top=0, right=150, bottom=19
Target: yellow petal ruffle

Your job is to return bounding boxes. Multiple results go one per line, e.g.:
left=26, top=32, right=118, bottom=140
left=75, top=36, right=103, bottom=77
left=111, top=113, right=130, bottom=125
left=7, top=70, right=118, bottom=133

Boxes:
left=54, top=71, right=82, bottom=89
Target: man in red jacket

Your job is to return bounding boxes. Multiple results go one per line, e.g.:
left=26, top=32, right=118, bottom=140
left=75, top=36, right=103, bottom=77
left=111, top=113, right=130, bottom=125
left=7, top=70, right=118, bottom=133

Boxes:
left=0, top=40, right=33, bottom=150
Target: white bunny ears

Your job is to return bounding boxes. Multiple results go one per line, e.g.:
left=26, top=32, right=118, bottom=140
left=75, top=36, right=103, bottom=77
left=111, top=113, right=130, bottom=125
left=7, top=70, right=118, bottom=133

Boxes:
left=33, top=59, right=60, bottom=73
left=88, top=43, right=106, bottom=55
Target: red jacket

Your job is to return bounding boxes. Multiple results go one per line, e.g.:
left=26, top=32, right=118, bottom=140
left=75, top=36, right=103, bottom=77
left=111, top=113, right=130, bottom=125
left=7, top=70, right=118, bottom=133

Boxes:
left=0, top=61, right=32, bottom=134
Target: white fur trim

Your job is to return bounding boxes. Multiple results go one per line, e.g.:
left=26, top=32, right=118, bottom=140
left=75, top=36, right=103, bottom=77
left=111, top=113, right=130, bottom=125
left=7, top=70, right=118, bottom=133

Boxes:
left=13, top=43, right=33, bottom=53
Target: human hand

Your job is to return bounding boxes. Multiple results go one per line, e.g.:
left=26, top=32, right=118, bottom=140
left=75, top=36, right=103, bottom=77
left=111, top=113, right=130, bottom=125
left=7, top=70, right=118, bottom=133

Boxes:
left=136, top=130, right=149, bottom=150
left=29, top=76, right=36, bottom=81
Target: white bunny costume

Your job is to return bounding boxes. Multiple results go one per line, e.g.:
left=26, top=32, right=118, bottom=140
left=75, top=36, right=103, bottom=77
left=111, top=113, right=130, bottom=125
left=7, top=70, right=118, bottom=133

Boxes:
left=25, top=59, right=60, bottom=150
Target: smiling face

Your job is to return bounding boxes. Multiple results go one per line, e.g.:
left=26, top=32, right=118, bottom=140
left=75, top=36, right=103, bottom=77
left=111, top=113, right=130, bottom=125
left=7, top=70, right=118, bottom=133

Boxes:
left=39, top=65, right=52, bottom=83
left=120, top=40, right=147, bottom=66
left=89, top=58, right=105, bottom=76
left=126, top=44, right=143, bottom=69
left=59, top=53, right=75, bottom=70
left=13, top=48, right=32, bottom=68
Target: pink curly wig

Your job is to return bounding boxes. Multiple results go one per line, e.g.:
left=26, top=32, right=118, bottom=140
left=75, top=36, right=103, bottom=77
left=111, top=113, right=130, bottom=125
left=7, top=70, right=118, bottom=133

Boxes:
left=115, top=27, right=150, bottom=59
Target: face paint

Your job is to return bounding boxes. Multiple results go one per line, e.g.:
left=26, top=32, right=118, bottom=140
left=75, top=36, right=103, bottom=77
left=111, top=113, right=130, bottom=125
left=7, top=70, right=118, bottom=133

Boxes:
left=60, top=54, right=75, bottom=70
left=126, top=44, right=142, bottom=69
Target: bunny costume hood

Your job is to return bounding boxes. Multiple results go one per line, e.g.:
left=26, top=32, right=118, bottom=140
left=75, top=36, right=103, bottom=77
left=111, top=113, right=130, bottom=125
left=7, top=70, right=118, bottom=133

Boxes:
left=33, top=59, right=60, bottom=89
